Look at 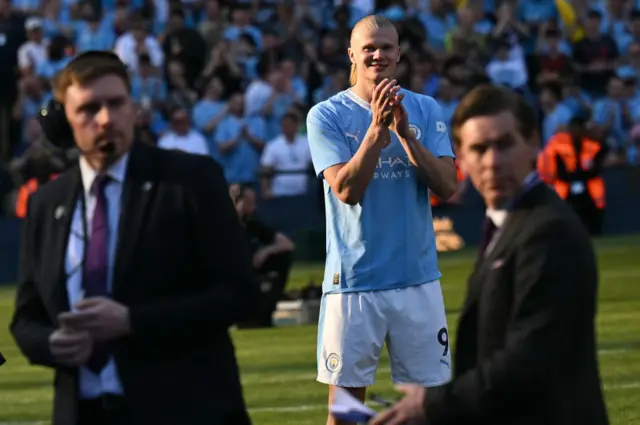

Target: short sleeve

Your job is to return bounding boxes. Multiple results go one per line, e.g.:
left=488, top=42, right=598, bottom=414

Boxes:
left=17, top=45, right=30, bottom=69
left=260, top=142, right=276, bottom=167
left=306, top=104, right=352, bottom=178
left=422, top=96, right=456, bottom=159
left=249, top=118, right=266, bottom=140
left=214, top=119, right=232, bottom=144
left=191, top=104, right=209, bottom=132
left=592, top=101, right=607, bottom=124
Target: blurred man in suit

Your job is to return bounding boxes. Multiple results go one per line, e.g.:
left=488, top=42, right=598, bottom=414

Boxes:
left=10, top=51, right=259, bottom=425
left=371, top=85, right=608, bottom=425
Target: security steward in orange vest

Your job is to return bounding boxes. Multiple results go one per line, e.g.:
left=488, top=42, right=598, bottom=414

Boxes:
left=15, top=172, right=59, bottom=218
left=538, top=116, right=608, bottom=235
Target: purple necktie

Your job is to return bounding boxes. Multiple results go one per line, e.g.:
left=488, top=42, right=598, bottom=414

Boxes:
left=83, top=174, right=111, bottom=373
left=478, top=216, right=497, bottom=261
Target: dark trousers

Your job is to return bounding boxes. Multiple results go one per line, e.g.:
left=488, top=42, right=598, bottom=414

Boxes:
left=77, top=395, right=134, bottom=425
left=239, top=251, right=293, bottom=328
left=567, top=193, right=604, bottom=236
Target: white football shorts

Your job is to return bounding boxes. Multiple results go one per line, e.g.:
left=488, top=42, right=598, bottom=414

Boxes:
left=316, top=281, right=451, bottom=388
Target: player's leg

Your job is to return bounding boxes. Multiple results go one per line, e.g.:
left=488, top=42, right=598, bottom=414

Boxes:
left=385, top=281, right=452, bottom=387
left=327, top=386, right=367, bottom=425
left=317, top=290, right=387, bottom=425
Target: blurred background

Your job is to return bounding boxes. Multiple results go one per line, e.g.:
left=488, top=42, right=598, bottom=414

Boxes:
left=0, top=2, right=639, bottom=424
left=0, top=0, right=639, bottom=269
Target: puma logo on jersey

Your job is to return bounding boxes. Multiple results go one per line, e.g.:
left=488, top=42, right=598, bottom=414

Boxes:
left=345, top=131, right=361, bottom=144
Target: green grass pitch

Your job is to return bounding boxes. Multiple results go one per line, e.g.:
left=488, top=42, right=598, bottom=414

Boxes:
left=0, top=235, right=638, bottom=424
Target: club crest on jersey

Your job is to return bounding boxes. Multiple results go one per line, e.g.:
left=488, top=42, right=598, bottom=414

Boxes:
left=326, top=353, right=341, bottom=373
left=408, top=124, right=421, bottom=139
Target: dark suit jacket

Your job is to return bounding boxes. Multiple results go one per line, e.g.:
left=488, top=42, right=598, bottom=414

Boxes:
left=425, top=183, right=609, bottom=425
left=10, top=142, right=261, bottom=425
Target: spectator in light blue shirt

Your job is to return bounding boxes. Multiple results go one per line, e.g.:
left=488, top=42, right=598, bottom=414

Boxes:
left=593, top=77, right=627, bottom=150
left=11, top=0, right=40, bottom=15
left=234, top=33, right=260, bottom=82
left=41, top=0, right=73, bottom=38
left=75, top=11, right=115, bottom=53
left=419, top=0, right=456, bottom=52
left=279, top=58, right=307, bottom=103
left=262, top=71, right=300, bottom=141
left=192, top=77, right=227, bottom=161
left=435, top=78, right=459, bottom=128
left=215, top=92, right=266, bottom=185
left=130, top=54, right=167, bottom=108
left=15, top=76, right=51, bottom=143
left=36, top=35, right=72, bottom=80
left=223, top=4, right=262, bottom=50
left=614, top=10, right=640, bottom=55
left=518, top=0, right=558, bottom=26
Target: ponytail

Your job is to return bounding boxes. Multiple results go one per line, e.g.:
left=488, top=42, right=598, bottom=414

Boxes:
left=349, top=63, right=357, bottom=86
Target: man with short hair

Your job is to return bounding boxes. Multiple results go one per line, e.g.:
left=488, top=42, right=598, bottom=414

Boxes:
left=371, top=85, right=608, bottom=425
left=306, top=14, right=457, bottom=425
left=10, top=51, right=258, bottom=425
left=231, top=184, right=295, bottom=328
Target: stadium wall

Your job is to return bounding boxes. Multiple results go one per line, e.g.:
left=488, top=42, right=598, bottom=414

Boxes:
left=0, top=166, right=638, bottom=284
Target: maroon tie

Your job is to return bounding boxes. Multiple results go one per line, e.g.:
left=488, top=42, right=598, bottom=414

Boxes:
left=82, top=174, right=111, bottom=373
left=478, top=216, right=497, bottom=261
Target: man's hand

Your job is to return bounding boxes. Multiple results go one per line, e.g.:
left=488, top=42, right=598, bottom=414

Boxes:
left=369, top=384, right=426, bottom=425
left=389, top=97, right=409, bottom=140
left=49, top=328, right=94, bottom=367
left=58, top=297, right=131, bottom=342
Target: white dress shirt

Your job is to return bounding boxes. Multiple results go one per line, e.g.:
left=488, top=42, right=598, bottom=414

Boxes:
left=64, top=154, right=129, bottom=398
left=484, top=172, right=540, bottom=257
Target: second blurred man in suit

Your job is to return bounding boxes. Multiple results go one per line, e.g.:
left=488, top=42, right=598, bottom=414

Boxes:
left=371, top=85, right=608, bottom=425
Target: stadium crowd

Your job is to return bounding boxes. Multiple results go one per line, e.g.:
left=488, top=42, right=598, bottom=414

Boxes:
left=0, top=0, right=639, bottom=217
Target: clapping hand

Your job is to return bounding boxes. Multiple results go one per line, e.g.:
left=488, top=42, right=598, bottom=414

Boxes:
left=371, top=78, right=401, bottom=128
left=389, top=95, right=409, bottom=140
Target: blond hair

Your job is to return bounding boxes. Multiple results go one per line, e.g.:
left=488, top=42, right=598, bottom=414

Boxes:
left=349, top=15, right=396, bottom=86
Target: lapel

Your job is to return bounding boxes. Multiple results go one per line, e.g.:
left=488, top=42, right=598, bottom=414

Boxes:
left=49, top=168, right=82, bottom=313
left=112, top=142, right=157, bottom=293
left=460, top=184, right=547, bottom=317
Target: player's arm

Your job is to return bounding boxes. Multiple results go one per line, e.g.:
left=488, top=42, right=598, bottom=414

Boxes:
left=306, top=81, right=397, bottom=205
left=396, top=97, right=457, bottom=199
left=324, top=124, right=389, bottom=205
left=307, top=112, right=389, bottom=205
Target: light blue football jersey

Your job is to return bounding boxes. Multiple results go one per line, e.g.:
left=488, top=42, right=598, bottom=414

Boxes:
left=307, top=89, right=455, bottom=294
